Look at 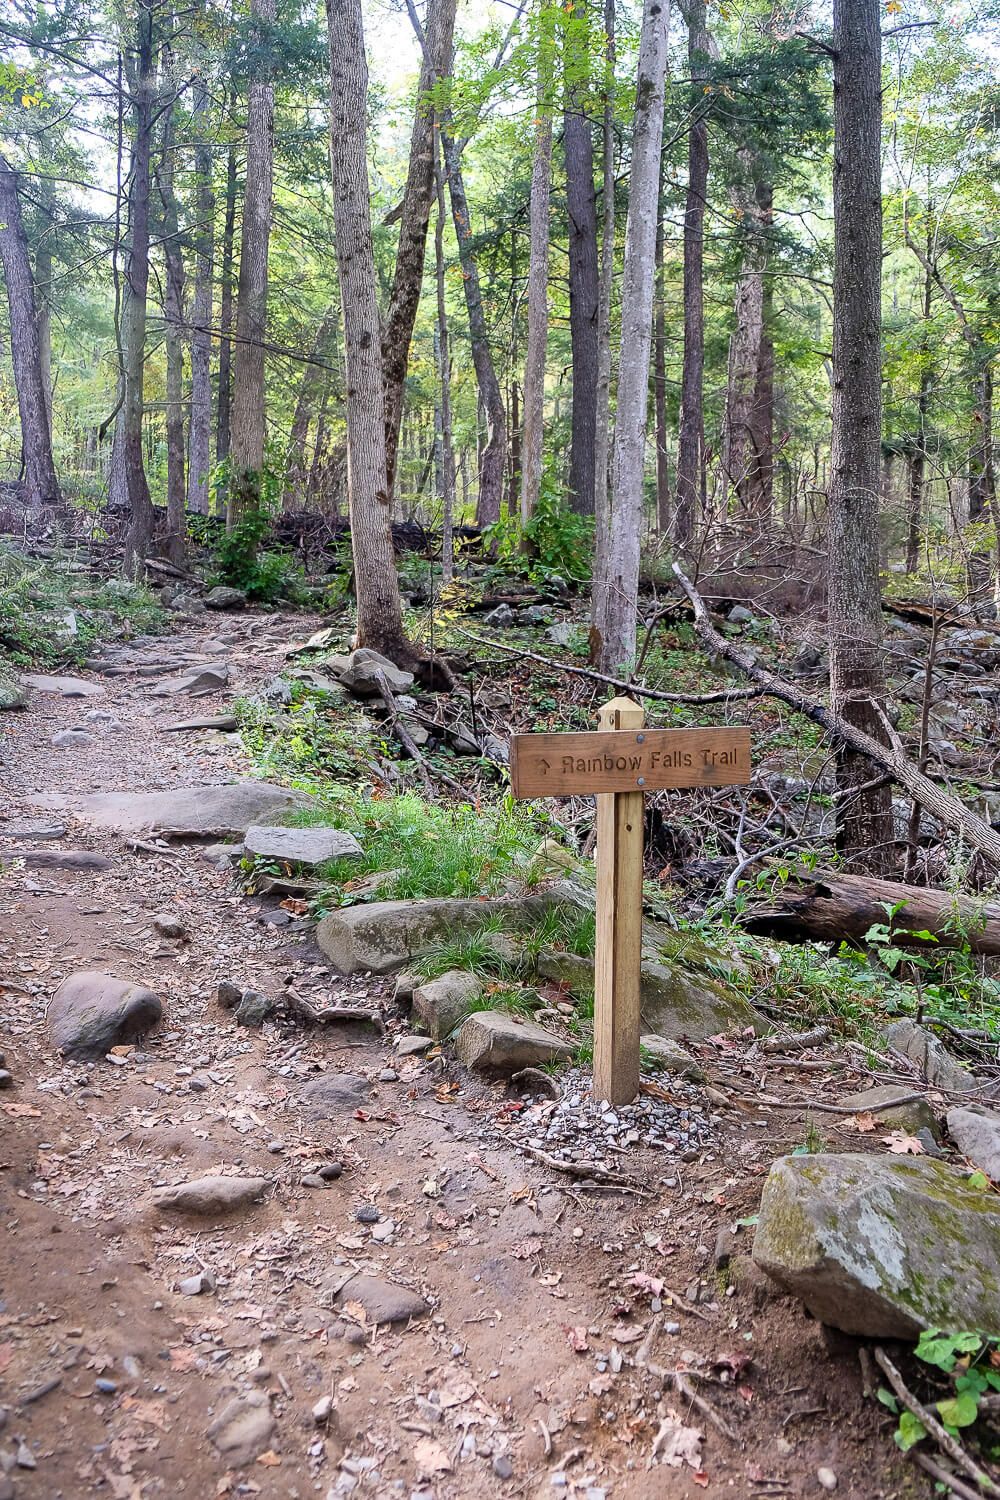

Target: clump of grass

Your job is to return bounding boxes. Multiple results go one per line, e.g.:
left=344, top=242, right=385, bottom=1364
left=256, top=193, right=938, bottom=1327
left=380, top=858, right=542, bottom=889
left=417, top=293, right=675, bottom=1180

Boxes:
left=235, top=688, right=375, bottom=787
left=414, top=920, right=513, bottom=982
left=0, top=543, right=165, bottom=666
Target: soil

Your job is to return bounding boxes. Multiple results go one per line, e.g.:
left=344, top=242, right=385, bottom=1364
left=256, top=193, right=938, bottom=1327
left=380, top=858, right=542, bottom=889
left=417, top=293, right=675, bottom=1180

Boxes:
left=0, top=610, right=926, bottom=1500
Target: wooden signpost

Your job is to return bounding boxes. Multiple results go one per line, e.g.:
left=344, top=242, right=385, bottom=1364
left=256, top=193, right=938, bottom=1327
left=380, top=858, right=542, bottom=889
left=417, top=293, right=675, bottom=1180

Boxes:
left=510, top=698, right=751, bottom=1106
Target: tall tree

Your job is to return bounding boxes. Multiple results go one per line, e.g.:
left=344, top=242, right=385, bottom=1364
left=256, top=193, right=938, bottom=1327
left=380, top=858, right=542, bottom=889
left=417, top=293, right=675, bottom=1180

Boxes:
left=723, top=169, right=774, bottom=523
left=564, top=0, right=599, bottom=517
left=283, top=307, right=338, bottom=510
left=674, top=0, right=712, bottom=551
left=188, top=76, right=214, bottom=516
left=228, top=0, right=276, bottom=527
left=384, top=0, right=457, bottom=497
left=157, top=87, right=186, bottom=559
left=653, top=166, right=670, bottom=532
left=591, top=0, right=615, bottom=650
left=326, top=0, right=419, bottom=669
left=519, top=2, right=555, bottom=527
left=0, top=153, right=61, bottom=510
left=433, top=135, right=456, bottom=583
left=828, top=0, right=894, bottom=870
left=592, top=0, right=670, bottom=671
left=215, top=140, right=237, bottom=479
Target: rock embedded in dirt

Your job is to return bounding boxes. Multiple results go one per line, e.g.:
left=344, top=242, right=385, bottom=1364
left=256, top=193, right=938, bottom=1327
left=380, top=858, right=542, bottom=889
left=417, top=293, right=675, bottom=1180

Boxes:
left=51, top=727, right=96, bottom=748
left=243, top=823, right=362, bottom=868
left=316, top=894, right=561, bottom=975
left=76, top=781, right=305, bottom=837
left=455, top=1010, right=573, bottom=1073
left=299, top=1072, right=371, bottom=1118
left=885, top=1018, right=977, bottom=1092
left=0, top=678, right=28, bottom=710
left=752, top=1152, right=1000, bottom=1338
left=216, top=980, right=242, bottom=1009
left=162, top=713, right=239, bottom=732
left=483, top=604, right=515, bottom=628
left=325, top=647, right=414, bottom=696
left=204, top=585, right=247, bottom=610
left=411, top=970, right=483, bottom=1040
left=234, top=989, right=275, bottom=1028
left=824, top=1084, right=940, bottom=1138
left=48, top=971, right=162, bottom=1059
left=947, top=1106, right=1000, bottom=1179
left=7, top=848, right=111, bottom=871
left=151, top=1174, right=272, bottom=1215
left=21, top=671, right=105, bottom=698
left=152, top=912, right=187, bottom=939
left=396, top=1034, right=432, bottom=1056
left=0, top=1070, right=13, bottom=1090
left=206, top=1393, right=275, bottom=1466
left=332, top=1273, right=428, bottom=1325
left=639, top=1035, right=707, bottom=1082
left=149, top=663, right=231, bottom=696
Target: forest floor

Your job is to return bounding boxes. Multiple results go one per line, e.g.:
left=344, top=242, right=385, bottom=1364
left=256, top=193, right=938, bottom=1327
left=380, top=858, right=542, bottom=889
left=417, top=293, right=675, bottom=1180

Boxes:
left=0, top=606, right=927, bottom=1500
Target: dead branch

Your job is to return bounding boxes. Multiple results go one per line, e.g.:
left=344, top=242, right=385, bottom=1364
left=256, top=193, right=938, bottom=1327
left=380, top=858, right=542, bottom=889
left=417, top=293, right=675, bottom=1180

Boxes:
left=516, top=1142, right=654, bottom=1196
left=672, top=563, right=1000, bottom=870
left=284, top=987, right=384, bottom=1033
left=635, top=1315, right=739, bottom=1441
left=911, top=1452, right=986, bottom=1500
left=372, top=668, right=466, bottom=796
left=760, top=1025, right=830, bottom=1053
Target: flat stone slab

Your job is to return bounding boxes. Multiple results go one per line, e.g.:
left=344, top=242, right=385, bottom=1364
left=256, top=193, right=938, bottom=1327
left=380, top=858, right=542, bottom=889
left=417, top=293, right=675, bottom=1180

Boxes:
left=299, top=1073, right=372, bottom=1118
left=6, top=848, right=111, bottom=871
left=151, top=1175, right=272, bottom=1215
left=149, top=663, right=230, bottom=696
left=333, top=1273, right=428, bottom=1325
left=243, top=824, right=362, bottom=868
left=76, top=781, right=305, bottom=837
left=21, top=672, right=105, bottom=698
left=316, top=894, right=559, bottom=975
left=454, top=1010, right=573, bottom=1073
left=752, top=1152, right=1000, bottom=1338
left=0, top=821, right=66, bottom=840
left=161, top=714, right=239, bottom=732
left=885, top=1018, right=977, bottom=1092
left=48, top=970, right=162, bottom=1059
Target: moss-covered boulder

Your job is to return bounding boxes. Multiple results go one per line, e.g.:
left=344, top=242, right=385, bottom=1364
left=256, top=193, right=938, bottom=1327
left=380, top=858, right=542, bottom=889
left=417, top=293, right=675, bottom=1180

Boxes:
left=753, top=1153, right=1000, bottom=1339
left=316, top=894, right=562, bottom=975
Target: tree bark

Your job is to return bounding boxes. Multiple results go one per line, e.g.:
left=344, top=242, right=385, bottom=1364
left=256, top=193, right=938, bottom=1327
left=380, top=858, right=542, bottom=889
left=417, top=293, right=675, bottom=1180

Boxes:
left=828, top=0, right=894, bottom=873
left=383, top=0, right=457, bottom=498
left=188, top=77, right=214, bottom=516
left=215, top=141, right=237, bottom=482
left=654, top=169, right=669, bottom=533
left=283, top=307, right=338, bottom=511
left=158, top=92, right=186, bottom=560
left=905, top=256, right=932, bottom=575
left=591, top=0, right=616, bottom=652
left=0, top=153, right=61, bottom=510
left=519, top=2, right=555, bottom=529
left=35, top=176, right=54, bottom=428
left=119, top=0, right=157, bottom=573
left=564, top=0, right=599, bottom=518
left=674, top=0, right=711, bottom=551
left=723, top=170, right=773, bottom=524
left=592, top=0, right=670, bottom=672
left=326, top=0, right=415, bottom=668
left=228, top=0, right=276, bottom=527
left=433, top=136, right=456, bottom=583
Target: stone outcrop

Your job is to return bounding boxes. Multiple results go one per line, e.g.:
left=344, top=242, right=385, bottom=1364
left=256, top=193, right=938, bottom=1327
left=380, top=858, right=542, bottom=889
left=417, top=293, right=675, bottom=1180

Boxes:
left=76, top=781, right=304, bottom=837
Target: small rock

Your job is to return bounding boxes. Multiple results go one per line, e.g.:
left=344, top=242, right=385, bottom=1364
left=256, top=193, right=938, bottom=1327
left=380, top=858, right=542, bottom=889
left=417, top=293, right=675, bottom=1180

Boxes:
left=511, top=1066, right=560, bottom=1100
left=206, top=1393, right=274, bottom=1465
left=714, top=1227, right=736, bottom=1270
left=51, top=728, right=95, bottom=748
left=234, top=990, right=275, bottom=1028
left=217, top=980, right=242, bottom=1009
left=412, top=970, right=482, bottom=1041
left=831, top=1084, right=940, bottom=1138
left=378, top=1068, right=398, bottom=1082
left=817, top=1468, right=837, bottom=1491
left=727, top=604, right=752, bottom=624
left=47, top=971, right=162, bottom=1060
left=301, top=1173, right=327, bottom=1189
left=947, top=1106, right=1000, bottom=1179
left=396, top=1034, right=432, bottom=1057
left=885, top=1019, right=976, bottom=1092
left=371, top=1219, right=395, bottom=1242
left=243, top=824, right=362, bottom=868
left=299, top=1073, right=371, bottom=1118
left=0, top=1071, right=12, bottom=1090
left=178, top=1271, right=216, bottom=1296
left=356, top=1204, right=380, bottom=1224
left=493, top=1454, right=514, bottom=1480
left=94, top=1378, right=118, bottom=1395
left=151, top=1175, right=272, bottom=1216
left=204, top=585, right=247, bottom=610
left=318, top=1162, right=344, bottom=1181
left=331, top=1273, right=428, bottom=1326
left=312, top=1395, right=333, bottom=1424
left=454, top=1010, right=573, bottom=1074
left=639, top=1035, right=707, bottom=1083
left=152, top=912, right=187, bottom=940
left=483, top=605, right=515, bottom=628
left=16, top=1440, right=36, bottom=1469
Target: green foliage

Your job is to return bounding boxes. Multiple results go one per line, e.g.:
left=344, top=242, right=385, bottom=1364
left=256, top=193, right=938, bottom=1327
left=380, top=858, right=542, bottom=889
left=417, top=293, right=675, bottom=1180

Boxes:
left=0, top=544, right=165, bottom=667
left=879, top=1329, right=1000, bottom=1453
left=484, top=475, right=594, bottom=585
left=235, top=684, right=374, bottom=785
left=203, top=468, right=306, bottom=603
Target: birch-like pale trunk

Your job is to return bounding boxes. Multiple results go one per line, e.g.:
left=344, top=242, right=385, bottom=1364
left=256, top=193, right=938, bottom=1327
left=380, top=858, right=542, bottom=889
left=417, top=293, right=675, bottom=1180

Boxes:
left=564, top=0, right=598, bottom=518
left=590, top=0, right=616, bottom=649
left=158, top=89, right=186, bottom=559
left=519, top=3, right=555, bottom=529
left=828, top=0, right=894, bottom=872
left=592, top=0, right=669, bottom=673
left=120, top=0, right=156, bottom=573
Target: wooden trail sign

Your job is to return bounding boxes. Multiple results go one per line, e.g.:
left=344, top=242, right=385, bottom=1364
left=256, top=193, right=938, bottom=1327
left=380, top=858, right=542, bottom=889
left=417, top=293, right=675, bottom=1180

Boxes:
left=510, top=699, right=751, bottom=1106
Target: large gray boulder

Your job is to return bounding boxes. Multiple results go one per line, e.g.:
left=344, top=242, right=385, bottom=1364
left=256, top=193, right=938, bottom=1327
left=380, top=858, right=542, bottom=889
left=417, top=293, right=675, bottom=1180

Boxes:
left=325, top=648, right=414, bottom=696
left=412, top=970, right=483, bottom=1040
left=752, top=1152, right=1000, bottom=1338
left=536, top=948, right=763, bottom=1042
left=76, top=781, right=305, bottom=837
left=48, top=971, right=162, bottom=1059
left=454, top=1010, right=573, bottom=1073
left=244, top=823, right=362, bottom=868
left=0, top=679, right=27, bottom=710
left=885, top=1018, right=977, bottom=1092
left=316, top=895, right=557, bottom=975
left=948, top=1106, right=1000, bottom=1179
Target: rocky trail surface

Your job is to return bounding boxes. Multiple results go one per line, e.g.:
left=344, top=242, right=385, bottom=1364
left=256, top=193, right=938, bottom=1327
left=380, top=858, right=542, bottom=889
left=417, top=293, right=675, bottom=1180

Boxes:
left=0, top=613, right=922, bottom=1499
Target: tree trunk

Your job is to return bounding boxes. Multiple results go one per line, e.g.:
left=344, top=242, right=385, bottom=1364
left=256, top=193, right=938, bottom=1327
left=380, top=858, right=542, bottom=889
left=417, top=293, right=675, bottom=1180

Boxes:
left=508, top=376, right=521, bottom=516
left=158, top=94, right=186, bottom=561
left=592, top=0, right=670, bottom=671
left=519, top=3, right=555, bottom=529
left=35, top=177, right=54, bottom=427
left=433, top=137, right=457, bottom=584
left=564, top=0, right=599, bottom=518
left=828, top=0, right=894, bottom=873
left=723, top=170, right=774, bottom=523
left=0, top=153, right=61, bottom=510
left=283, top=308, right=338, bottom=511
left=439, top=124, right=507, bottom=528
left=383, top=0, right=457, bottom=497
left=591, top=0, right=616, bottom=651
left=654, top=170, right=669, bottom=533
left=120, top=0, right=157, bottom=573
left=215, top=141, right=237, bottom=483
left=188, top=77, right=214, bottom=516
left=674, top=0, right=711, bottom=552
left=228, top=0, right=276, bottom=528
left=326, top=0, right=414, bottom=668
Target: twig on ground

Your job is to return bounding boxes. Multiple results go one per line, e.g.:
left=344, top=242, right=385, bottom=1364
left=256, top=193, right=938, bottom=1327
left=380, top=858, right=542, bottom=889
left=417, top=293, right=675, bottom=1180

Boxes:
left=635, top=1315, right=739, bottom=1440
left=760, top=1026, right=831, bottom=1054
left=735, top=1091, right=924, bottom=1116
left=516, top=1142, right=654, bottom=1196
left=910, top=1452, right=987, bottom=1500
left=372, top=668, right=467, bottom=796
left=874, top=1347, right=1000, bottom=1497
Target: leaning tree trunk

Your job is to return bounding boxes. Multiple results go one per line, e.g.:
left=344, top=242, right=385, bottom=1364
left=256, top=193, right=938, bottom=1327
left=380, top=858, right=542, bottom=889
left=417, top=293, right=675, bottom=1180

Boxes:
left=382, top=0, right=457, bottom=498
left=564, top=0, right=599, bottom=518
left=439, top=125, right=507, bottom=529
left=228, top=0, right=276, bottom=528
left=674, top=0, right=711, bottom=552
left=215, top=142, right=237, bottom=484
left=326, top=0, right=415, bottom=668
left=828, top=0, right=894, bottom=873
left=120, top=0, right=157, bottom=573
left=188, top=77, right=214, bottom=516
left=592, top=0, right=670, bottom=672
left=591, top=0, right=616, bottom=653
left=0, top=153, right=61, bottom=510
left=519, top=2, right=554, bottom=529
left=158, top=94, right=186, bottom=561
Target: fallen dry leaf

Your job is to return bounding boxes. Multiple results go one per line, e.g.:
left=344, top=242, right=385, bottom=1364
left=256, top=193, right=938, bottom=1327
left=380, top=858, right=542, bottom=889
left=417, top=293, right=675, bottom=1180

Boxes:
left=121, top=1396, right=168, bottom=1431
left=168, top=1346, right=199, bottom=1372
left=883, top=1130, right=925, bottom=1155
left=630, top=1271, right=665, bottom=1298
left=651, top=1409, right=704, bottom=1468
left=852, top=1111, right=879, bottom=1133
left=3, top=1102, right=41, bottom=1118
left=438, top=1380, right=475, bottom=1408
left=565, top=1325, right=590, bottom=1353
left=255, top=1450, right=281, bottom=1467
left=510, top=1237, right=542, bottom=1260
left=413, top=1438, right=452, bottom=1477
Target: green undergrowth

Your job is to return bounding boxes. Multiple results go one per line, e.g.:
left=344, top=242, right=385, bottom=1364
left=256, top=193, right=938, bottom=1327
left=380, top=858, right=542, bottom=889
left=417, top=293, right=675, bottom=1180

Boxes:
left=235, top=684, right=377, bottom=785
left=0, top=543, right=165, bottom=669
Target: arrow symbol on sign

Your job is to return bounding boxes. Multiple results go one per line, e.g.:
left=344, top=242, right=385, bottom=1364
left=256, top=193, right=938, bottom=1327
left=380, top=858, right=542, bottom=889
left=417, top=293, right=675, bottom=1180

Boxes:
left=540, top=758, right=551, bottom=772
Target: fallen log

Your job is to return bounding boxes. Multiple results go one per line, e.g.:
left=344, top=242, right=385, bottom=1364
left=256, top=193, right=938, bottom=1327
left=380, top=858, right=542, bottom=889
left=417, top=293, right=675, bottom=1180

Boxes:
left=672, top=562, right=1000, bottom=871
left=741, top=868, right=1000, bottom=956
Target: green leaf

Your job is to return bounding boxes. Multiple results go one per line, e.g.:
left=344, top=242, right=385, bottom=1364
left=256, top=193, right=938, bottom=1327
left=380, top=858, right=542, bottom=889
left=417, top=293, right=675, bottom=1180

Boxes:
left=936, top=1390, right=979, bottom=1429
left=735, top=1214, right=759, bottom=1228
left=895, top=1410, right=927, bottom=1451
left=967, top=1171, right=990, bottom=1191
left=915, top=1329, right=982, bottom=1371
left=877, top=1387, right=899, bottom=1412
